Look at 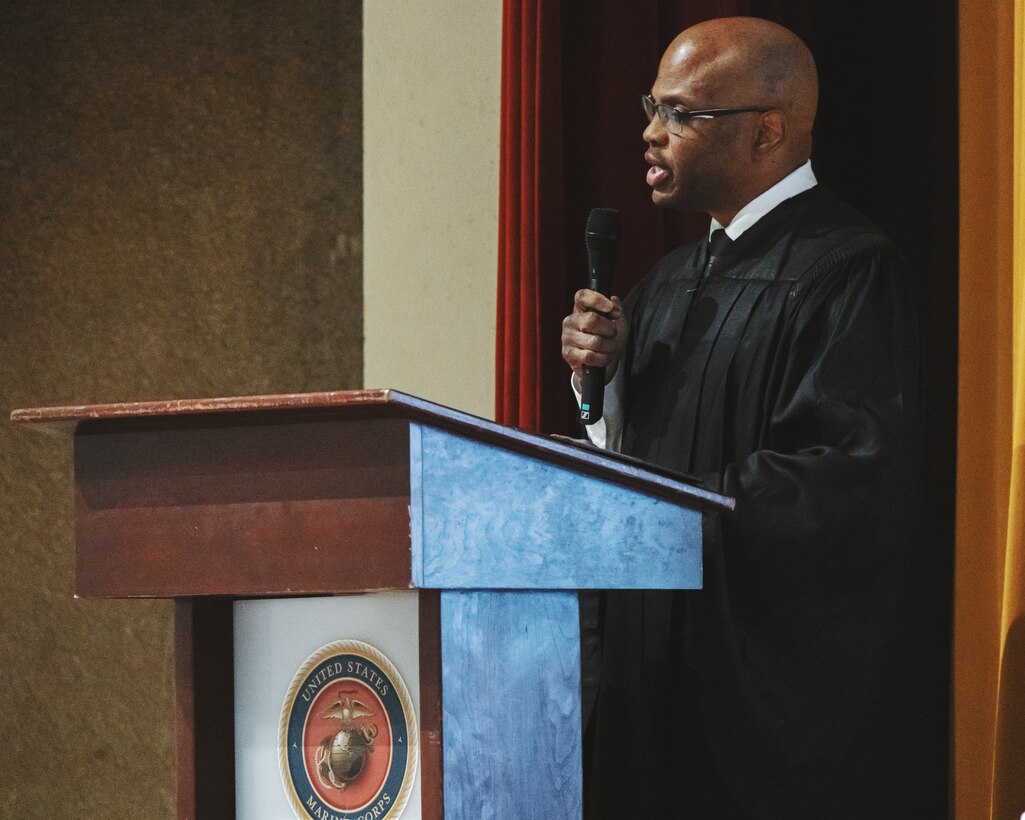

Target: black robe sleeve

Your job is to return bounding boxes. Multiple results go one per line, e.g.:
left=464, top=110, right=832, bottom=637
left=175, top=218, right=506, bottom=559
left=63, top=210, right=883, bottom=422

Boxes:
left=714, top=239, right=923, bottom=598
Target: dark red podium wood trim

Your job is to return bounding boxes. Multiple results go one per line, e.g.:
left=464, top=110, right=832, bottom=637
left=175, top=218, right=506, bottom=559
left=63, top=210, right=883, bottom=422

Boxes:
left=419, top=590, right=444, bottom=820
left=175, top=599, right=234, bottom=819
left=71, top=412, right=413, bottom=598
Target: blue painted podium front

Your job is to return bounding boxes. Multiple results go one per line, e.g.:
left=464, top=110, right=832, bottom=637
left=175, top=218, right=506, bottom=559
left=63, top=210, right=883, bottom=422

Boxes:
left=409, top=422, right=707, bottom=819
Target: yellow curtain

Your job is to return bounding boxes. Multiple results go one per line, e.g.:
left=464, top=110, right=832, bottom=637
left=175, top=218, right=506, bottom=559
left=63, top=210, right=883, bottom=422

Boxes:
left=957, top=1, right=1025, bottom=817
left=993, top=2, right=1025, bottom=815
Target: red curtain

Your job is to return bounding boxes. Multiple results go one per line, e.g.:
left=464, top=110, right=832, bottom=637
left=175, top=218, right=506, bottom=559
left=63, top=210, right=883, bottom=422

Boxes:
left=495, top=0, right=564, bottom=431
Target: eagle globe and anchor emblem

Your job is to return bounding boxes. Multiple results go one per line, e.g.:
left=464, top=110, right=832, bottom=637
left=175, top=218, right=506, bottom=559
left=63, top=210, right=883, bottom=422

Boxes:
left=280, top=640, right=418, bottom=820
left=315, top=691, right=379, bottom=790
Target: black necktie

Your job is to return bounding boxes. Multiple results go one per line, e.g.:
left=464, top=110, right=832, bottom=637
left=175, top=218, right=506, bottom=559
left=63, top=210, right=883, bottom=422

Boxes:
left=708, top=228, right=732, bottom=260
left=694, top=229, right=731, bottom=291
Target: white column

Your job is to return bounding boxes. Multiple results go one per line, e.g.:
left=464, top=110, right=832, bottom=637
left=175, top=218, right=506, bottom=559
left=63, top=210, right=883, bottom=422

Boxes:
left=363, top=0, right=502, bottom=419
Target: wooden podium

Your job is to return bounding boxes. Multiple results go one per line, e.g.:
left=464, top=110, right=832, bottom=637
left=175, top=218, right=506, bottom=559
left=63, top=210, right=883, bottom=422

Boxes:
left=13, top=389, right=732, bottom=819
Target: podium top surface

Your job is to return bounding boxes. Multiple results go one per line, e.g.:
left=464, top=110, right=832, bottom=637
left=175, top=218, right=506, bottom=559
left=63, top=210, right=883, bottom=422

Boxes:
left=13, top=389, right=397, bottom=426
left=12, top=388, right=732, bottom=512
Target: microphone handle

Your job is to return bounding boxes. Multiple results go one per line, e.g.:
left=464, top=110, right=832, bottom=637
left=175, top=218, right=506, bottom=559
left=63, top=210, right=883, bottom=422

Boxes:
left=579, top=271, right=612, bottom=425
left=580, top=364, right=606, bottom=424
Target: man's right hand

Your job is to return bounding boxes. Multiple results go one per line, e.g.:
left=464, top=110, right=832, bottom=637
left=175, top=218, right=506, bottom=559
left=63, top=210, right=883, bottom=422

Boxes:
left=561, top=289, right=628, bottom=382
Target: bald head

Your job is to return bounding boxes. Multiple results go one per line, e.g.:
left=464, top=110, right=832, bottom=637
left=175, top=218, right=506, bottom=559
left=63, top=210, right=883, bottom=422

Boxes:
left=643, top=18, right=819, bottom=220
left=663, top=17, right=818, bottom=162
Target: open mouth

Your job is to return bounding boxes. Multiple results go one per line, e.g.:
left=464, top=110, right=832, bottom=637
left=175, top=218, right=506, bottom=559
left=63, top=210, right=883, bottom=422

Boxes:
left=646, top=164, right=669, bottom=187
left=644, top=151, right=669, bottom=187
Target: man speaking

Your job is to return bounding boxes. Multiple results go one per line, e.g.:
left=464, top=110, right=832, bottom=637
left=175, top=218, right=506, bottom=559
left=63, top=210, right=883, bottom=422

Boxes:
left=562, top=17, right=947, bottom=818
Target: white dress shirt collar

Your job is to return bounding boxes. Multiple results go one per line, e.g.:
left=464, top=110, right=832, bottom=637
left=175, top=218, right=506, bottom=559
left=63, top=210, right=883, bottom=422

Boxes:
left=710, top=160, right=818, bottom=241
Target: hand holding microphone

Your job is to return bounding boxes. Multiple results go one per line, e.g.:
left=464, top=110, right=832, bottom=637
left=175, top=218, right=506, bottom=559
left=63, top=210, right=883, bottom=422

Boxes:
left=560, top=208, right=625, bottom=425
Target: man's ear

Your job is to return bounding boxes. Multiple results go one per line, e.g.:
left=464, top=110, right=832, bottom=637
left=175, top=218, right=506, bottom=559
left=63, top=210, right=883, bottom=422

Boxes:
left=753, top=110, right=786, bottom=156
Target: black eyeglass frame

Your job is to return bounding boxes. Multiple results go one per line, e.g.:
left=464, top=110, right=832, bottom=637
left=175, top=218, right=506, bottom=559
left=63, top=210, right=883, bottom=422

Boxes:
left=641, top=94, right=771, bottom=134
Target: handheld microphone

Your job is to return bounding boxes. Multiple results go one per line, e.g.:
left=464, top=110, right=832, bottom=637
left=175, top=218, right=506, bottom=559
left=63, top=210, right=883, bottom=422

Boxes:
left=579, top=207, right=621, bottom=425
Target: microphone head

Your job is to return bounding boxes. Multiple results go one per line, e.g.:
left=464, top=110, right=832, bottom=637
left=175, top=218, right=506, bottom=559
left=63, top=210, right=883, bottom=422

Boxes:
left=585, top=207, right=621, bottom=251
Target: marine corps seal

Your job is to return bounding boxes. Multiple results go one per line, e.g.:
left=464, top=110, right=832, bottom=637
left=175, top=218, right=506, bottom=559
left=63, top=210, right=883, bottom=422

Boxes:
left=280, top=640, right=418, bottom=820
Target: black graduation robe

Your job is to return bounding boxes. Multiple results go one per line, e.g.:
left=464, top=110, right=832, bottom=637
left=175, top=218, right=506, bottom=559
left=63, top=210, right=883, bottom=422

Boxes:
left=588, top=186, right=948, bottom=818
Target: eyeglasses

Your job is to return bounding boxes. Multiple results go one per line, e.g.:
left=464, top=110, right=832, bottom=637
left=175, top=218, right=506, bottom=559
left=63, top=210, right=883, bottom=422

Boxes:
left=642, top=94, right=770, bottom=135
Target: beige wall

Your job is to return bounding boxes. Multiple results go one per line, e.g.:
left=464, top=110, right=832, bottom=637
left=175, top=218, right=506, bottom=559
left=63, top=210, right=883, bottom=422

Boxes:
left=0, top=3, right=363, bottom=815
left=363, top=1, right=502, bottom=419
